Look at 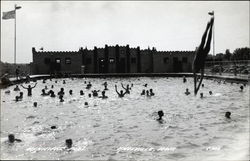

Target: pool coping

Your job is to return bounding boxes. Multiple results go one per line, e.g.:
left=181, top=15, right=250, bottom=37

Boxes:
left=1, top=73, right=249, bottom=89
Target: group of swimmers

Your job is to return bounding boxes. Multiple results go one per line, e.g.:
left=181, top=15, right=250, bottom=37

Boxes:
left=4, top=76, right=246, bottom=148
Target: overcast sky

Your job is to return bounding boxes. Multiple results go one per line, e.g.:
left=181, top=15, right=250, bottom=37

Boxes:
left=1, top=1, right=249, bottom=63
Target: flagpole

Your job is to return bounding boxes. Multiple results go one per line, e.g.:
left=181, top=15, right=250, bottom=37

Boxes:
left=213, top=11, right=215, bottom=67
left=14, top=4, right=17, bottom=65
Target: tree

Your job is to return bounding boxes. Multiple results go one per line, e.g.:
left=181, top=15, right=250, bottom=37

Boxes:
left=232, top=47, right=250, bottom=60
left=224, top=49, right=232, bottom=60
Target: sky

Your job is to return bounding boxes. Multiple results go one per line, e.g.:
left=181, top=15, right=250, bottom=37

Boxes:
left=1, top=1, right=249, bottom=63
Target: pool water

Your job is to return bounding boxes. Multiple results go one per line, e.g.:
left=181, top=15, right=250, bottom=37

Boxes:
left=1, top=77, right=249, bottom=160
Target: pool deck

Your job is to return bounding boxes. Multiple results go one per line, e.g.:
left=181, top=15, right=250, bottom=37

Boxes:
left=2, top=72, right=249, bottom=84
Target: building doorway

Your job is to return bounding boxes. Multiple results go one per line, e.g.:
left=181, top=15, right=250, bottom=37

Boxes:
left=173, top=57, right=182, bottom=72
left=99, top=58, right=105, bottom=73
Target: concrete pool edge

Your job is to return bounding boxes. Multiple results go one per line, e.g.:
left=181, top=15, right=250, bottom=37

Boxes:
left=1, top=73, right=249, bottom=88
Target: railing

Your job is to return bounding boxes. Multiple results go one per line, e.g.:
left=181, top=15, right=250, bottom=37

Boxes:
left=204, top=60, right=250, bottom=78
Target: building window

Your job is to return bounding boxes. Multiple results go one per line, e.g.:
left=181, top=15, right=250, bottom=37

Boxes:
left=65, top=58, right=71, bottom=64
left=109, top=58, right=115, bottom=63
left=163, top=57, right=169, bottom=64
left=44, top=58, right=50, bottom=64
left=86, top=58, right=92, bottom=64
left=131, top=58, right=136, bottom=64
left=55, top=58, right=61, bottom=64
left=182, top=57, right=188, bottom=63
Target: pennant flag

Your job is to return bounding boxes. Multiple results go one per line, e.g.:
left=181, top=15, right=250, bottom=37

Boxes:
left=208, top=11, right=214, bottom=16
left=2, top=10, right=15, bottom=20
left=15, top=6, right=22, bottom=10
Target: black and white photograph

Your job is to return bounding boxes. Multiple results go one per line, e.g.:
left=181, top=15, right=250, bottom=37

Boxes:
left=1, top=1, right=249, bottom=160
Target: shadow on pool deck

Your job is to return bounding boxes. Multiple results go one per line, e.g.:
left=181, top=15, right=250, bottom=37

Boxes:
left=1, top=73, right=249, bottom=89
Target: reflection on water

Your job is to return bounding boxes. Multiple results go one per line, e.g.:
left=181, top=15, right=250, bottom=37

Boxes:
left=1, top=77, right=249, bottom=160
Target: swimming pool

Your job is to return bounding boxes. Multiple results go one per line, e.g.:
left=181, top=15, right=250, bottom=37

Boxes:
left=1, top=77, right=249, bottom=160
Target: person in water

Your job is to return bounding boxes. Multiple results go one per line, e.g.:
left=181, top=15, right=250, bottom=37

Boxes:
left=200, top=93, right=204, bottom=98
left=209, top=91, right=213, bottom=95
left=15, top=92, right=23, bottom=101
left=8, top=134, right=22, bottom=143
left=21, top=83, right=37, bottom=96
left=149, top=89, right=155, bottom=96
left=225, top=111, right=231, bottom=119
left=69, top=90, right=73, bottom=95
left=193, top=17, right=214, bottom=95
left=115, top=85, right=128, bottom=98
left=80, top=90, right=84, bottom=95
left=58, top=88, right=65, bottom=96
left=185, top=88, right=190, bottom=95
left=33, top=102, right=37, bottom=107
left=63, top=80, right=66, bottom=84
left=92, top=90, right=100, bottom=97
left=14, top=85, right=20, bottom=91
left=240, top=85, right=244, bottom=92
left=141, top=89, right=145, bottom=95
left=146, top=90, right=150, bottom=97
left=157, top=110, right=164, bottom=122
left=100, top=91, right=108, bottom=99
left=50, top=90, right=56, bottom=97
left=121, top=83, right=131, bottom=94
left=65, top=139, right=73, bottom=148
left=183, top=76, right=187, bottom=83
left=59, top=95, right=64, bottom=102
left=41, top=89, right=50, bottom=96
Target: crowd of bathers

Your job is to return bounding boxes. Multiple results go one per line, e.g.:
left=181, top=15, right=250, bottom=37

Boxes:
left=3, top=76, right=247, bottom=149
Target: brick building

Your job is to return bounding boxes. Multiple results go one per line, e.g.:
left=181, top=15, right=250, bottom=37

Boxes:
left=32, top=45, right=195, bottom=74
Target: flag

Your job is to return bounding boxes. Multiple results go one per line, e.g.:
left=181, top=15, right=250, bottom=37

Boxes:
left=208, top=11, right=214, bottom=16
left=2, top=10, right=15, bottom=20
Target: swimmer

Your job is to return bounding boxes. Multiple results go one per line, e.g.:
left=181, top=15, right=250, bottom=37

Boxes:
left=202, top=84, right=204, bottom=88
left=141, top=89, right=145, bottom=95
left=5, top=90, right=10, bottom=94
left=50, top=126, right=57, bottom=129
left=65, top=139, right=73, bottom=148
left=209, top=91, right=213, bottom=95
left=58, top=88, right=65, bottom=96
left=14, top=85, right=20, bottom=91
left=63, top=80, right=66, bottom=84
left=41, top=89, right=50, bottom=96
left=115, top=85, right=128, bottom=98
left=225, top=111, right=231, bottom=119
left=88, top=93, right=91, bottom=98
left=44, top=86, right=48, bottom=90
left=15, top=96, right=20, bottom=102
left=99, top=91, right=108, bottom=99
left=143, top=83, right=148, bottom=87
left=51, top=85, right=54, bottom=89
left=149, top=89, right=155, bottom=96
left=183, top=76, right=187, bottom=83
left=185, top=88, right=190, bottom=95
left=21, top=83, right=37, bottom=96
left=42, top=79, right=46, bottom=83
left=86, top=82, right=92, bottom=89
left=157, top=110, right=164, bottom=121
left=50, top=91, right=56, bottom=97
left=59, top=95, right=64, bottom=102
left=55, top=80, right=58, bottom=83
left=80, top=90, right=84, bottom=95
left=92, top=90, right=100, bottom=97
left=104, top=84, right=108, bottom=90
left=240, top=85, right=244, bottom=91
left=146, top=90, right=150, bottom=97
left=33, top=102, right=37, bottom=107
left=121, top=83, right=131, bottom=94
left=200, top=93, right=204, bottom=98
left=8, top=134, right=22, bottom=143
left=69, top=90, right=73, bottom=95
